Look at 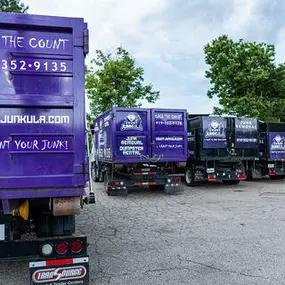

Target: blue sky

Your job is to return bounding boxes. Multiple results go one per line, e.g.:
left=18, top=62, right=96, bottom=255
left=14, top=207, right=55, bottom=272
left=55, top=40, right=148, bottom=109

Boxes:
left=25, top=0, right=285, bottom=114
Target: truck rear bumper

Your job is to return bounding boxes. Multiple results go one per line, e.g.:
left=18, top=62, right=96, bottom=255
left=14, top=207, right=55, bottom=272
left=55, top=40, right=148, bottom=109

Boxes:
left=0, top=235, right=87, bottom=261
left=106, top=174, right=183, bottom=195
left=207, top=172, right=246, bottom=182
left=269, top=168, right=285, bottom=176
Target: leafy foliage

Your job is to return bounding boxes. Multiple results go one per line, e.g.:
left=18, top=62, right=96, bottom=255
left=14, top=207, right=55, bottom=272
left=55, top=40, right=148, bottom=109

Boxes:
left=86, top=47, right=159, bottom=119
left=0, top=0, right=28, bottom=13
left=204, top=35, right=285, bottom=122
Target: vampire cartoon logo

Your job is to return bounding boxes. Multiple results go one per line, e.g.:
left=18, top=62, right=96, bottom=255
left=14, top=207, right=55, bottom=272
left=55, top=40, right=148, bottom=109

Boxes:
left=205, top=119, right=226, bottom=138
left=120, top=113, right=143, bottom=131
left=271, top=134, right=285, bottom=150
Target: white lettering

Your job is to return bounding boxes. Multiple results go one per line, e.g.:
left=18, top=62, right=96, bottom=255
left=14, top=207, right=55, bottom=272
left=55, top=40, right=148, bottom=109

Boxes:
left=14, top=140, right=21, bottom=150
left=0, top=115, right=70, bottom=124
left=33, top=140, right=39, bottom=150
left=0, top=139, right=69, bottom=152
left=29, top=38, right=69, bottom=50
left=17, top=37, right=24, bottom=48
left=0, top=140, right=9, bottom=149
left=1, top=35, right=9, bottom=47
left=38, top=39, right=45, bottom=48
left=29, top=38, right=37, bottom=48
left=2, top=35, right=69, bottom=51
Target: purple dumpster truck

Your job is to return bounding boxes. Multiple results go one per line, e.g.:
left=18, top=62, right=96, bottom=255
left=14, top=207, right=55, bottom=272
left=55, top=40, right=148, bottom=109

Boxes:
left=248, top=121, right=285, bottom=179
left=91, top=107, right=188, bottom=196
left=0, top=12, right=92, bottom=284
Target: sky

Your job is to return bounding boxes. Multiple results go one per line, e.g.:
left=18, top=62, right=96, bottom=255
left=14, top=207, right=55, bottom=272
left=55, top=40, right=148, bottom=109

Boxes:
left=24, top=0, right=285, bottom=114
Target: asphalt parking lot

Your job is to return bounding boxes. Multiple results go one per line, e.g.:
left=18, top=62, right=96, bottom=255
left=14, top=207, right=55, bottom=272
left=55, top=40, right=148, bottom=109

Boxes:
left=2, top=179, right=285, bottom=284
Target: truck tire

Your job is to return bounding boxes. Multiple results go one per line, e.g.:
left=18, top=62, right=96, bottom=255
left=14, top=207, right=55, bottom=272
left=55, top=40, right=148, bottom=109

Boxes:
left=99, top=170, right=104, bottom=182
left=246, top=170, right=253, bottom=181
left=104, top=172, right=115, bottom=196
left=185, top=169, right=195, bottom=187
left=91, top=163, right=100, bottom=182
left=222, top=180, right=240, bottom=185
left=104, top=172, right=110, bottom=193
left=94, top=167, right=100, bottom=182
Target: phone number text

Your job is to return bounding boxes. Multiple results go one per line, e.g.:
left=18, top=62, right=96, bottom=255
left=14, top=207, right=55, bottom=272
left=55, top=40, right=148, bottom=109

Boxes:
left=1, top=59, right=72, bottom=73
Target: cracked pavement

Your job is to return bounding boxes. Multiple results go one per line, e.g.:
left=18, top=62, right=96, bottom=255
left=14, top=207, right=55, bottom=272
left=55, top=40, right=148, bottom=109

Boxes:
left=2, top=179, right=285, bottom=284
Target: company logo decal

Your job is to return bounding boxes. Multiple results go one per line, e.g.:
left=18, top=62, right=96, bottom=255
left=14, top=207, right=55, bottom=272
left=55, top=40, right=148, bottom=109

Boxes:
left=120, top=113, right=143, bottom=131
left=271, top=134, right=285, bottom=150
left=205, top=119, right=225, bottom=138
left=32, top=265, right=87, bottom=283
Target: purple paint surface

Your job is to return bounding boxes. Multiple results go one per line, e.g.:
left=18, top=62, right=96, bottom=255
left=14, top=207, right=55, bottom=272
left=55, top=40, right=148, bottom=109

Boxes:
left=202, top=116, right=227, bottom=148
left=269, top=132, right=285, bottom=160
left=235, top=117, right=258, bottom=148
left=0, top=13, right=87, bottom=198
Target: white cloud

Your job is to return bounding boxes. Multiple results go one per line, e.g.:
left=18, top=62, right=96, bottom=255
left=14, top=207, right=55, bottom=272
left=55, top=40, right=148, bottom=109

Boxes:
left=222, top=0, right=272, bottom=41
left=275, top=28, right=285, bottom=64
left=24, top=0, right=284, bottom=114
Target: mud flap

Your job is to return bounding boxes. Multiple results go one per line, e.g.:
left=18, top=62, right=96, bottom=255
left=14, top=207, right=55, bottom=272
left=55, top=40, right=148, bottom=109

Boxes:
left=164, top=186, right=183, bottom=195
left=107, top=189, right=128, bottom=197
left=29, top=256, right=89, bottom=285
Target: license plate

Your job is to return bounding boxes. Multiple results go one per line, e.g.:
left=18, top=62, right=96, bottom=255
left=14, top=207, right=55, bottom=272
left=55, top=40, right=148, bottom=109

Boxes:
left=0, top=225, right=4, bottom=241
left=30, top=256, right=89, bottom=285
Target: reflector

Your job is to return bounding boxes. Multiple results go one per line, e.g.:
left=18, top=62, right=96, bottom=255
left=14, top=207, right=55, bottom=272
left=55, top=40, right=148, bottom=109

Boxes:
left=41, top=244, right=53, bottom=256
left=55, top=242, right=68, bottom=255
left=71, top=241, right=83, bottom=253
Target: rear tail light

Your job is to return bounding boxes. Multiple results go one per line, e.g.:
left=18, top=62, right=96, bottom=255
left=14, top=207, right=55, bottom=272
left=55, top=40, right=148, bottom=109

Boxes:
left=208, top=174, right=216, bottom=181
left=71, top=240, right=83, bottom=254
left=239, top=173, right=246, bottom=180
left=55, top=242, right=68, bottom=255
left=269, top=169, right=276, bottom=176
left=171, top=177, right=180, bottom=183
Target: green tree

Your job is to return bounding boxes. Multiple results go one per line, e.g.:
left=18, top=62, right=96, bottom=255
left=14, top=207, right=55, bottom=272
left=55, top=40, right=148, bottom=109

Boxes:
left=204, top=35, right=285, bottom=122
left=0, top=0, right=28, bottom=13
left=86, top=47, right=160, bottom=119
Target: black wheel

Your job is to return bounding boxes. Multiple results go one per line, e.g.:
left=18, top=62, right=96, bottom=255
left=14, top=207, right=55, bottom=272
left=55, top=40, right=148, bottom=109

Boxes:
left=185, top=169, right=195, bottom=187
left=91, top=164, right=99, bottom=182
left=222, top=180, right=240, bottom=185
left=94, top=166, right=100, bottom=182
left=104, top=171, right=109, bottom=194
left=246, top=170, right=253, bottom=181
left=98, top=169, right=104, bottom=182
